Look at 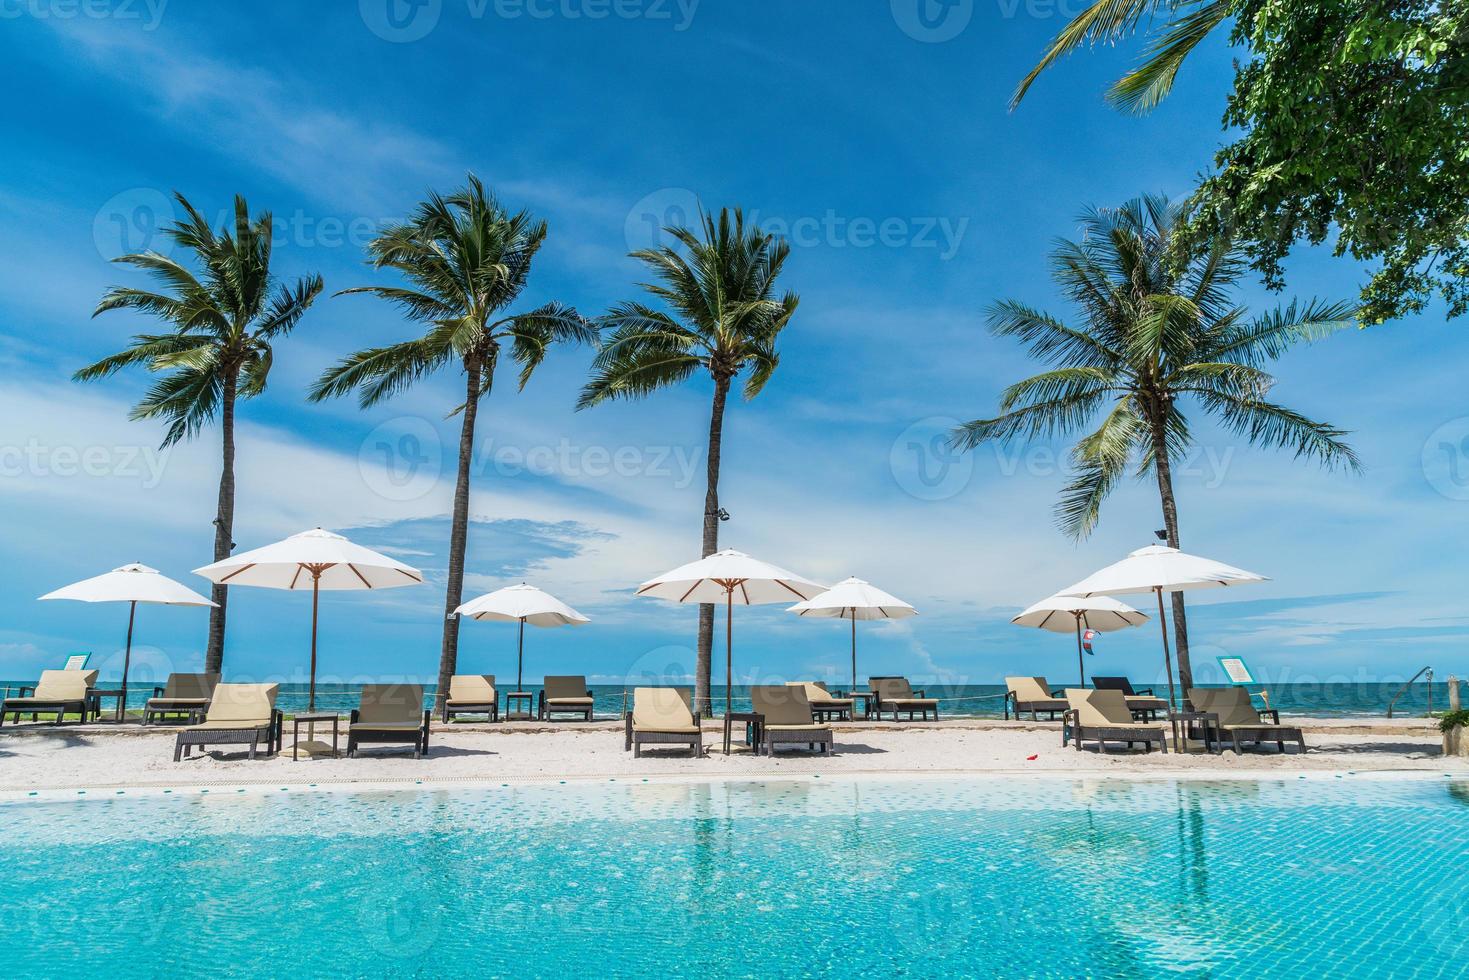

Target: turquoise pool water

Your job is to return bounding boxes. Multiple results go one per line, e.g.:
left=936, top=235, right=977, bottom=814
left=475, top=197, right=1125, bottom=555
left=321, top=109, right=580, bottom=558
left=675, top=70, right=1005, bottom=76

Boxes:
left=4, top=777, right=1467, bottom=977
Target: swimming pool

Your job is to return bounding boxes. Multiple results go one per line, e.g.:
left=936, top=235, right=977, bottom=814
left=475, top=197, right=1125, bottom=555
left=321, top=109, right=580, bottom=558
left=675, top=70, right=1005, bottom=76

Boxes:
left=4, top=776, right=1466, bottom=976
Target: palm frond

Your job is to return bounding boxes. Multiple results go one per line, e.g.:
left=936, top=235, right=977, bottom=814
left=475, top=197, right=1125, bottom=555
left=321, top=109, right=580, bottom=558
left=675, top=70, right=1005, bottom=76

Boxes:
left=1209, top=299, right=1359, bottom=365
left=951, top=383, right=1109, bottom=448
left=256, top=274, right=324, bottom=337
left=1011, top=0, right=1164, bottom=109
left=1197, top=391, right=1361, bottom=471
left=587, top=207, right=795, bottom=411
left=1108, top=0, right=1231, bottom=114
left=308, top=338, right=450, bottom=408
left=986, top=299, right=1123, bottom=368
left=1056, top=396, right=1142, bottom=538
left=130, top=365, right=221, bottom=448
left=500, top=302, right=596, bottom=390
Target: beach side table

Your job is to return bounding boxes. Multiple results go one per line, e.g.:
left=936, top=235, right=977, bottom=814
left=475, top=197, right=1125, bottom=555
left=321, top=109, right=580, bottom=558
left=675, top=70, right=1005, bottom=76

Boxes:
left=88, top=689, right=126, bottom=723
left=723, top=711, right=763, bottom=755
left=504, top=692, right=535, bottom=721
left=1169, top=710, right=1222, bottom=754
left=292, top=712, right=340, bottom=760
left=838, top=690, right=876, bottom=720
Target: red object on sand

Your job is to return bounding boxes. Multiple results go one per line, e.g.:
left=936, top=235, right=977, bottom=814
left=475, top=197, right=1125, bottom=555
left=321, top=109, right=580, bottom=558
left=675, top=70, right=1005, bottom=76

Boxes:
left=1026, top=754, right=1038, bottom=761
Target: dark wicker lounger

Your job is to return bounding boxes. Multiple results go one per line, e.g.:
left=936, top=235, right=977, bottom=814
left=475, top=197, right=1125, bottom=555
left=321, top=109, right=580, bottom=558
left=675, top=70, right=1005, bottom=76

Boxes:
left=790, top=682, right=854, bottom=722
left=173, top=683, right=283, bottom=761
left=539, top=675, right=595, bottom=721
left=0, top=669, right=99, bottom=727
left=625, top=687, right=703, bottom=757
left=348, top=684, right=432, bottom=759
left=1063, top=688, right=1169, bottom=753
left=870, top=677, right=940, bottom=722
left=1090, top=676, right=1168, bottom=720
left=1188, top=687, right=1306, bottom=754
left=750, top=685, right=834, bottom=756
left=1005, top=676, right=1068, bottom=721
left=442, top=674, right=499, bottom=723
left=143, top=672, right=219, bottom=726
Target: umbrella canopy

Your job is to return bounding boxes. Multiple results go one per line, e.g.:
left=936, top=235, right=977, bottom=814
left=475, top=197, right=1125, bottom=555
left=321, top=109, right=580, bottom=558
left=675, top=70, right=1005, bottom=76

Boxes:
left=1058, top=545, right=1268, bottom=598
left=39, top=563, right=215, bottom=710
left=1057, top=545, right=1268, bottom=710
left=194, top=527, right=425, bottom=592
left=1012, top=594, right=1147, bottom=688
left=1012, top=594, right=1147, bottom=632
left=453, top=583, right=589, bottom=691
left=788, top=577, right=917, bottom=692
left=40, top=563, right=216, bottom=607
left=194, top=528, right=423, bottom=711
left=638, top=549, right=825, bottom=749
left=637, top=549, right=826, bottom=605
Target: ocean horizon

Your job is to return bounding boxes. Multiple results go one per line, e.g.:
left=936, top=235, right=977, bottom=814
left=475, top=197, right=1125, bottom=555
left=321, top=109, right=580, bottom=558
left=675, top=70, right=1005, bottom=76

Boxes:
left=6, top=679, right=1450, bottom=720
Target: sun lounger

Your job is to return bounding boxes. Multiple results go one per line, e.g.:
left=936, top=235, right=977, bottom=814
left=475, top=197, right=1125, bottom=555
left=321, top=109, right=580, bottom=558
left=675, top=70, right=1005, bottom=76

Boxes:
left=1005, top=676, right=1068, bottom=721
left=1063, top=688, right=1169, bottom=753
left=143, top=672, right=219, bottom=725
left=1187, top=687, right=1305, bottom=754
left=348, top=684, right=431, bottom=758
left=870, top=676, right=940, bottom=721
left=443, top=674, right=499, bottom=723
left=749, top=685, right=834, bottom=756
left=1090, top=675, right=1168, bottom=720
left=1, top=669, right=99, bottom=727
left=788, top=681, right=854, bottom=721
left=173, top=683, right=282, bottom=760
left=539, top=675, right=595, bottom=721
left=624, top=687, right=703, bottom=757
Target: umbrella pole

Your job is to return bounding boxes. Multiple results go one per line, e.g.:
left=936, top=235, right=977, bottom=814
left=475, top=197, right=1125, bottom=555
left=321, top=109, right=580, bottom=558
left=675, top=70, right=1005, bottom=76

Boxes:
left=517, top=618, right=525, bottom=693
left=120, top=600, right=136, bottom=721
left=851, top=615, right=857, bottom=694
left=725, top=589, right=733, bottom=719
left=1075, top=614, right=1085, bottom=689
left=309, top=573, right=320, bottom=713
left=1155, top=586, right=1178, bottom=747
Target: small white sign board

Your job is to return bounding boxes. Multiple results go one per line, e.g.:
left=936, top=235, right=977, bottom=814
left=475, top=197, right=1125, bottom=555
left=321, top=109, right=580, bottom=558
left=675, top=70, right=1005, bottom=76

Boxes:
left=63, top=653, right=90, bottom=671
left=1218, top=657, right=1254, bottom=685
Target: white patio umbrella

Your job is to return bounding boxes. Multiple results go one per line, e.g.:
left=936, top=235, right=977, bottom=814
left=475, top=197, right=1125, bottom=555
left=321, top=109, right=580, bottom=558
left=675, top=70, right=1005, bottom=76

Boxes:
left=788, top=577, right=917, bottom=693
left=453, top=583, right=589, bottom=691
left=193, top=528, right=423, bottom=711
left=637, top=549, right=825, bottom=740
left=1058, top=544, right=1267, bottom=709
left=39, top=563, right=216, bottom=711
left=1011, top=593, right=1147, bottom=688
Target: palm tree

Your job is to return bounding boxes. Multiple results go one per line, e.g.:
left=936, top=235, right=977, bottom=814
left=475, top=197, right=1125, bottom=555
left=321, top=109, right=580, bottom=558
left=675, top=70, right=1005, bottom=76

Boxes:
left=1012, top=0, right=1230, bottom=113
left=951, top=195, right=1357, bottom=690
left=579, top=208, right=799, bottom=716
left=310, top=175, right=593, bottom=713
left=77, top=194, right=324, bottom=673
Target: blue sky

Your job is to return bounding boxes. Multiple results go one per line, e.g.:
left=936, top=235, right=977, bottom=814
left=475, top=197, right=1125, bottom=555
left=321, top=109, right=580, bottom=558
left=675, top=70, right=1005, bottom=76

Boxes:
left=1, top=1, right=1464, bottom=694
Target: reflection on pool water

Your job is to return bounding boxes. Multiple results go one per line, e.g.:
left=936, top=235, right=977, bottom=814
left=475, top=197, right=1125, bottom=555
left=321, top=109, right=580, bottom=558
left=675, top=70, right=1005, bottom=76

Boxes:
left=3, top=777, right=1467, bottom=977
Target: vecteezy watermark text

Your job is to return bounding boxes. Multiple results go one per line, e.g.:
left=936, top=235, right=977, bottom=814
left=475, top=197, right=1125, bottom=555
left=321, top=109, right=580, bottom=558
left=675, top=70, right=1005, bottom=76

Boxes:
left=625, top=188, right=968, bottom=258
left=887, top=417, right=1238, bottom=502
left=0, top=440, right=170, bottom=488
left=357, top=417, right=702, bottom=501
left=359, top=0, right=697, bottom=42
left=0, top=0, right=167, bottom=30
left=93, top=188, right=400, bottom=260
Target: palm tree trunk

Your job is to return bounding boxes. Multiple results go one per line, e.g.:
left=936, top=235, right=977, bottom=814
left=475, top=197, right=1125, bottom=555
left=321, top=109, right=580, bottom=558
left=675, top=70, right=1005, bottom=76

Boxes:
left=204, top=369, right=236, bottom=675
left=1147, top=406, right=1192, bottom=692
left=696, top=376, right=731, bottom=717
left=436, top=361, right=481, bottom=714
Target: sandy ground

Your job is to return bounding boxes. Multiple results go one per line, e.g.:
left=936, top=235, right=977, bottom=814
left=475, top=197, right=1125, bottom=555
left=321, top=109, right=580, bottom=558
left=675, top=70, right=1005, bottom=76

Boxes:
left=0, top=717, right=1462, bottom=797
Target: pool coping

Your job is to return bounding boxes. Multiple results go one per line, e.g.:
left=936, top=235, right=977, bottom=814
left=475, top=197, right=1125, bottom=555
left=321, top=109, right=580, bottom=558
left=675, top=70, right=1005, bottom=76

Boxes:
left=3, top=765, right=1464, bottom=803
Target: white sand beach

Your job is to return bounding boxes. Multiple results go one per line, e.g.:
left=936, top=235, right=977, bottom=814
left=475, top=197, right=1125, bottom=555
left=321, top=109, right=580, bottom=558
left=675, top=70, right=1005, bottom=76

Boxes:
left=0, top=718, right=1459, bottom=798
